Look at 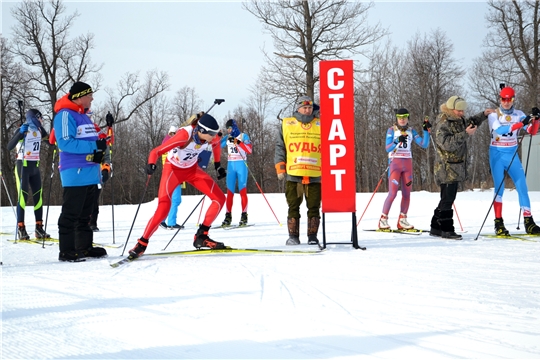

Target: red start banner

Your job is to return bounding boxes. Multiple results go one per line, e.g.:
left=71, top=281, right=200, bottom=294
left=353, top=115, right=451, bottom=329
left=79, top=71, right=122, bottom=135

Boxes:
left=319, top=60, right=356, bottom=213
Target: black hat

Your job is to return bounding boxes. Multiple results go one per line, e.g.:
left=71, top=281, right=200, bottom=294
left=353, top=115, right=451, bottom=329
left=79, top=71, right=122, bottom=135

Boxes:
left=69, top=81, right=93, bottom=100
left=395, top=108, right=409, bottom=115
left=197, top=114, right=219, bottom=135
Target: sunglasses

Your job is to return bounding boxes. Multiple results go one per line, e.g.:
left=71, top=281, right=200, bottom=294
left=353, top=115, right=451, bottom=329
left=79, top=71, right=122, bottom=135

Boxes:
left=396, top=114, right=409, bottom=118
left=501, top=97, right=514, bottom=103
left=299, top=100, right=313, bottom=106
left=198, top=123, right=219, bottom=136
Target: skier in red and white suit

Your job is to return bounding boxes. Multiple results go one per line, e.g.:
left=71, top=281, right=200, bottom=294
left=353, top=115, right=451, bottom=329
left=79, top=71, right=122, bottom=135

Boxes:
left=129, top=114, right=227, bottom=258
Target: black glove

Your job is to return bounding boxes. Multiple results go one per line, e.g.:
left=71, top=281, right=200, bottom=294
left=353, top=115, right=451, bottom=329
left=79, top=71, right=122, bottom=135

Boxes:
left=532, top=107, right=540, bottom=118
left=422, top=120, right=432, bottom=132
left=522, top=115, right=532, bottom=126
left=217, top=166, right=227, bottom=180
left=92, top=139, right=107, bottom=163
left=106, top=112, right=114, bottom=127
left=397, top=134, right=407, bottom=144
left=146, top=163, right=156, bottom=175
left=228, top=136, right=235, bottom=143
left=102, top=169, right=110, bottom=183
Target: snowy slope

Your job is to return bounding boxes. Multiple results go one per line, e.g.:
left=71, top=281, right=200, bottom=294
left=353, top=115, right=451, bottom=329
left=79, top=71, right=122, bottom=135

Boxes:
left=2, top=190, right=540, bottom=359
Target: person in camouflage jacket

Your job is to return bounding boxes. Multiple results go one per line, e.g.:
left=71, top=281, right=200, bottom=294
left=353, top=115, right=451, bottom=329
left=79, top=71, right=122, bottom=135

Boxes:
left=430, top=96, right=495, bottom=240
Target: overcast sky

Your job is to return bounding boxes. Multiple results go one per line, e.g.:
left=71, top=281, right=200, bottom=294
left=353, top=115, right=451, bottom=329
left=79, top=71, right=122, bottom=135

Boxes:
left=2, top=1, right=489, bottom=120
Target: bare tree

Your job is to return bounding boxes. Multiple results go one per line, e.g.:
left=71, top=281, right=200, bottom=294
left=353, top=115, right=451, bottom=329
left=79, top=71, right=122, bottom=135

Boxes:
left=243, top=0, right=387, bottom=101
left=171, top=86, right=203, bottom=125
left=471, top=0, right=540, bottom=109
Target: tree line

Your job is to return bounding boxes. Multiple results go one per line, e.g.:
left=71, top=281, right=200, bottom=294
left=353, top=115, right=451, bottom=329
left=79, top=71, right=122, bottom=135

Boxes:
left=1, top=0, right=539, bottom=208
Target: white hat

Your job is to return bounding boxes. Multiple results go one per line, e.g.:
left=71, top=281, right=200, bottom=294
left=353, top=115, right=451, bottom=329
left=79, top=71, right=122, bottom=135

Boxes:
left=168, top=125, right=178, bottom=134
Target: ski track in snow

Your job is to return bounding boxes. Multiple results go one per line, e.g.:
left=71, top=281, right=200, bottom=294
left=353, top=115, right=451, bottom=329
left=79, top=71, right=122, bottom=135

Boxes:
left=2, top=191, right=540, bottom=359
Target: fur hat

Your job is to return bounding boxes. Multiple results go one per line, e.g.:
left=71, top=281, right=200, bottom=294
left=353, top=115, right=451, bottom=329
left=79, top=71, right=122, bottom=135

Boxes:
left=446, top=96, right=467, bottom=111
left=69, top=81, right=93, bottom=100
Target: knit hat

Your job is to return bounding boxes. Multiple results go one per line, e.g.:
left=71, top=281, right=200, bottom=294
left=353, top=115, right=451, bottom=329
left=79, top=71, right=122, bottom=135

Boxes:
left=25, top=109, right=42, bottom=128
left=226, top=119, right=240, bottom=137
left=446, top=96, right=467, bottom=111
left=297, top=95, right=313, bottom=109
left=69, top=81, right=93, bottom=100
left=197, top=114, right=219, bottom=135
left=168, top=125, right=178, bottom=134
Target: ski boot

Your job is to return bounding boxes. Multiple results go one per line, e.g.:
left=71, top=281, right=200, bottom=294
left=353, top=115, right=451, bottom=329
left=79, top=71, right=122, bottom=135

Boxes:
left=239, top=212, right=248, bottom=227
left=171, top=224, right=184, bottom=230
left=17, top=222, right=30, bottom=240
left=494, top=218, right=510, bottom=236
left=129, top=238, right=148, bottom=258
left=159, top=221, right=168, bottom=229
left=378, top=214, right=390, bottom=230
left=193, top=225, right=226, bottom=249
left=397, top=213, right=414, bottom=230
left=89, top=224, right=99, bottom=232
left=221, top=212, right=232, bottom=227
left=286, top=218, right=300, bottom=245
left=524, top=216, right=540, bottom=234
left=34, top=221, right=50, bottom=239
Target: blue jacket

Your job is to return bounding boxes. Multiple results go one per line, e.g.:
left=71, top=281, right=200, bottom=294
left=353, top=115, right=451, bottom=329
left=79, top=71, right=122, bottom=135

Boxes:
left=53, top=94, right=100, bottom=187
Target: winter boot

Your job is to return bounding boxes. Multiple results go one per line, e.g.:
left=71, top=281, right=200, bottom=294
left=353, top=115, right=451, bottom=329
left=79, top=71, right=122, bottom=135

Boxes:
left=221, top=212, right=232, bottom=227
left=286, top=217, right=300, bottom=245
left=494, top=218, right=510, bottom=236
left=397, top=213, right=414, bottom=230
left=438, top=209, right=462, bottom=240
left=82, top=246, right=107, bottom=258
left=239, top=212, right=248, bottom=227
left=524, top=216, right=540, bottom=234
left=378, top=214, right=390, bottom=229
left=193, top=225, right=226, bottom=249
left=429, top=209, right=442, bottom=237
left=307, top=217, right=320, bottom=245
left=34, top=221, right=50, bottom=239
left=129, top=238, right=149, bottom=258
left=17, top=222, right=30, bottom=240
left=58, top=250, right=85, bottom=262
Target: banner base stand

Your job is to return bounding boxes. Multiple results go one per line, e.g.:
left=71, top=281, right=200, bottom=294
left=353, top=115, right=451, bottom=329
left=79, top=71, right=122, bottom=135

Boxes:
left=321, top=212, right=366, bottom=250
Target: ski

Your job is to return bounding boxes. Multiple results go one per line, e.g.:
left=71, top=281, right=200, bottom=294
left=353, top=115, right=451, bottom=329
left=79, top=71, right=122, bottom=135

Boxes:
left=110, top=246, right=323, bottom=268
left=212, top=224, right=255, bottom=230
left=7, top=238, right=56, bottom=246
left=480, top=234, right=540, bottom=242
left=363, top=229, right=423, bottom=236
left=39, top=238, right=123, bottom=248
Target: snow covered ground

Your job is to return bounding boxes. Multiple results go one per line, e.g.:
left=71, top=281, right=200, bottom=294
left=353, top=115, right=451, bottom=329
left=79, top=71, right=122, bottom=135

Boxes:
left=2, top=189, right=540, bottom=359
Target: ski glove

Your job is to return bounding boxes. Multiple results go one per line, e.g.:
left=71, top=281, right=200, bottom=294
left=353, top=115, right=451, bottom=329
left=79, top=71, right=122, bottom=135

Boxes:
left=521, top=115, right=532, bottom=126
left=422, top=119, right=432, bottom=132
left=397, top=134, right=407, bottom=144
left=102, top=169, right=110, bottom=183
left=532, top=107, right=540, bottom=118
left=106, top=112, right=115, bottom=127
left=91, top=139, right=107, bottom=164
left=214, top=161, right=227, bottom=180
left=20, top=124, right=29, bottom=134
left=146, top=164, right=156, bottom=175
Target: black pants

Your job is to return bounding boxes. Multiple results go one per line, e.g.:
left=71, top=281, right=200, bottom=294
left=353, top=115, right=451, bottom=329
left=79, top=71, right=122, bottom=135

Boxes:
left=90, top=187, right=102, bottom=226
left=437, top=182, right=459, bottom=211
left=15, top=160, right=43, bottom=223
left=58, top=185, right=96, bottom=252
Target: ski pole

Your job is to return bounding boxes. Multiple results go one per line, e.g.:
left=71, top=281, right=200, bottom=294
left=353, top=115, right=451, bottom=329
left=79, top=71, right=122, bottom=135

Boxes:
left=14, top=100, right=26, bottom=242
left=356, top=144, right=401, bottom=227
left=43, top=147, right=57, bottom=234
left=121, top=174, right=152, bottom=256
left=516, top=133, right=533, bottom=230
left=1, top=169, right=17, bottom=219
left=452, top=203, right=464, bottom=232
left=162, top=195, right=205, bottom=251
left=474, top=135, right=525, bottom=240
left=233, top=141, right=281, bottom=226
left=196, top=195, right=206, bottom=226
left=107, top=121, right=115, bottom=244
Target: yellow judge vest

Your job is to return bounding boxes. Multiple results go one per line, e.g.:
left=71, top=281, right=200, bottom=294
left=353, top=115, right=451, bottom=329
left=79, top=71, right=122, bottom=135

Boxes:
left=282, top=116, right=322, bottom=177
